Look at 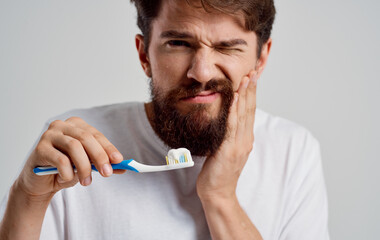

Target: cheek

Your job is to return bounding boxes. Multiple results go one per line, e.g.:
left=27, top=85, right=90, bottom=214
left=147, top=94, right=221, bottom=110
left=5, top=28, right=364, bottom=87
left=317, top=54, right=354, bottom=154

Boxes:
left=220, top=55, right=255, bottom=91
left=149, top=49, right=190, bottom=88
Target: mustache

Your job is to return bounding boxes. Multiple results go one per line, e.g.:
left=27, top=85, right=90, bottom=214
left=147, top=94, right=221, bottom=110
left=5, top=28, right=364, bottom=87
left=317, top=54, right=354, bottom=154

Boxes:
left=166, top=78, right=233, bottom=101
left=150, top=77, right=234, bottom=157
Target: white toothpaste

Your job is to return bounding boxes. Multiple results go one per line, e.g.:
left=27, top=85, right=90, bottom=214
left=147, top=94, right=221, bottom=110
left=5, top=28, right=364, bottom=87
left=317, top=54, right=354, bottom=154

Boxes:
left=167, top=148, right=193, bottom=164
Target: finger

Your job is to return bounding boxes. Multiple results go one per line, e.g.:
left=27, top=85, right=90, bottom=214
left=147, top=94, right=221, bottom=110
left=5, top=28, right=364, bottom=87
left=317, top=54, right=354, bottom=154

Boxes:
left=245, top=72, right=258, bottom=134
left=35, top=142, right=76, bottom=182
left=235, top=76, right=250, bottom=140
left=57, top=172, right=79, bottom=187
left=51, top=134, right=92, bottom=186
left=63, top=120, right=115, bottom=177
left=88, top=128, right=124, bottom=164
left=66, top=117, right=123, bottom=164
left=227, top=93, right=239, bottom=140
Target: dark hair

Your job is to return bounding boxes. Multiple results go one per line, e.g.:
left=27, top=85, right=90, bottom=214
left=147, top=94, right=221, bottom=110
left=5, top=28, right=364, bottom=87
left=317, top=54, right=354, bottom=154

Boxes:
left=130, top=0, right=276, bottom=58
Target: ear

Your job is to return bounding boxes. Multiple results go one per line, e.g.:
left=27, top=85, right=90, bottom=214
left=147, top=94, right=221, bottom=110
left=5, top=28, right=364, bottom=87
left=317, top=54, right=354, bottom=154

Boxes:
left=254, top=38, right=272, bottom=80
left=135, top=34, right=152, bottom=77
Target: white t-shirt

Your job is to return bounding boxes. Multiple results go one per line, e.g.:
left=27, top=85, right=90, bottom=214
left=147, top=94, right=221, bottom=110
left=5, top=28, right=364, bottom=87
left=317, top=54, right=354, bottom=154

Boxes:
left=0, top=102, right=329, bottom=239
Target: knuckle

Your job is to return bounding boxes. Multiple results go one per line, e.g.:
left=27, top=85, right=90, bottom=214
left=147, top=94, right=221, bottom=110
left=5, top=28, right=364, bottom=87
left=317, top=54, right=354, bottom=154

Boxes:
left=92, top=131, right=105, bottom=140
left=77, top=131, right=93, bottom=142
left=40, top=131, right=50, bottom=140
left=66, top=138, right=81, bottom=149
left=57, top=155, right=70, bottom=167
left=65, top=116, right=82, bottom=122
left=34, top=143, right=47, bottom=156
left=49, top=120, right=64, bottom=129
left=65, top=116, right=84, bottom=126
left=41, top=129, right=57, bottom=140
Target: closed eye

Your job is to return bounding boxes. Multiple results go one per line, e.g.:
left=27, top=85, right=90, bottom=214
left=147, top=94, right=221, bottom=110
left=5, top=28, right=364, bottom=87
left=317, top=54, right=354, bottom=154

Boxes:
left=215, top=47, right=243, bottom=53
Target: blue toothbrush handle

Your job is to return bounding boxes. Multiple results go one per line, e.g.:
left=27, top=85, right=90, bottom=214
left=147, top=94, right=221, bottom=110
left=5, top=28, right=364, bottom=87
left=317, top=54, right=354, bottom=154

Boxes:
left=33, top=159, right=137, bottom=175
left=110, top=160, right=138, bottom=172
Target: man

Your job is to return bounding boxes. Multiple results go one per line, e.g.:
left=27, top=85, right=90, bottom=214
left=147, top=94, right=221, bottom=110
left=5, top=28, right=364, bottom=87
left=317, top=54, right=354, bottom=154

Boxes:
left=0, top=0, right=329, bottom=239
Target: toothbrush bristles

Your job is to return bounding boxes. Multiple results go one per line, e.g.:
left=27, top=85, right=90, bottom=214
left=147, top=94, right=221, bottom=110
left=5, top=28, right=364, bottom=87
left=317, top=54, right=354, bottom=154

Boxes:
left=166, top=154, right=190, bottom=165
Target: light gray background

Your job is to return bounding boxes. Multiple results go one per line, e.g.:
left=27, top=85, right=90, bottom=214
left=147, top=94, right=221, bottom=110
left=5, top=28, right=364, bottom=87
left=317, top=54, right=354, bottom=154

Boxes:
left=0, top=0, right=379, bottom=239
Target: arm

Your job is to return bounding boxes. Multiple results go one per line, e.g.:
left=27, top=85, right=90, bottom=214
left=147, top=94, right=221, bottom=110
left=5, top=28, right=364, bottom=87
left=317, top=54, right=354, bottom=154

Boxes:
left=0, top=117, right=125, bottom=239
left=0, top=180, right=53, bottom=239
left=201, top=196, right=262, bottom=240
left=197, top=72, right=262, bottom=239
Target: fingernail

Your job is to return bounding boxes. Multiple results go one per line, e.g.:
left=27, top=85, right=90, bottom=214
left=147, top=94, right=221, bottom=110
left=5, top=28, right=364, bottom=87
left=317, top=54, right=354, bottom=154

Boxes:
left=82, top=176, right=91, bottom=186
left=102, top=163, right=113, bottom=177
left=111, top=152, right=123, bottom=161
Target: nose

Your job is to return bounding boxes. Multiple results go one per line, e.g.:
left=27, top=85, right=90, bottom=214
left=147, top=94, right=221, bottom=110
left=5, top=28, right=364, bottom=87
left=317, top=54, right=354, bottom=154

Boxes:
left=187, top=48, right=218, bottom=85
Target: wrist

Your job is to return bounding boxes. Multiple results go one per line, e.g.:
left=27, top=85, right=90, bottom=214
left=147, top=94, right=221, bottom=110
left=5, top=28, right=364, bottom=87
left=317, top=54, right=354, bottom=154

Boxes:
left=0, top=180, right=53, bottom=240
left=199, top=193, right=239, bottom=208
left=12, top=178, right=54, bottom=205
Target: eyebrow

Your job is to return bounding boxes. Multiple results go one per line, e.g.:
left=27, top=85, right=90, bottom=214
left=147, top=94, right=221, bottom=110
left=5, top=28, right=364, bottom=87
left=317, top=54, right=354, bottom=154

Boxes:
left=160, top=30, right=194, bottom=39
left=217, top=39, right=247, bottom=48
left=160, top=30, right=248, bottom=47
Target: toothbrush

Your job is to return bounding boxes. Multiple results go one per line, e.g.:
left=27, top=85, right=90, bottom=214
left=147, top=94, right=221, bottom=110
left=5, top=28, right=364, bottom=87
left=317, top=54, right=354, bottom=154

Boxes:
left=33, top=148, right=194, bottom=175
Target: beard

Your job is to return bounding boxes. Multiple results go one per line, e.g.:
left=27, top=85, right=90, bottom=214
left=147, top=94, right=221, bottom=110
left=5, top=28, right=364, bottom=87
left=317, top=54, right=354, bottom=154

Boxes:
left=149, top=78, right=234, bottom=157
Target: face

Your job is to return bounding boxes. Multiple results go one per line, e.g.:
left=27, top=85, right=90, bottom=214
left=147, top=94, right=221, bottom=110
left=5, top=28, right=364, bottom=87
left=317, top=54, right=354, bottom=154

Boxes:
left=137, top=0, right=268, bottom=156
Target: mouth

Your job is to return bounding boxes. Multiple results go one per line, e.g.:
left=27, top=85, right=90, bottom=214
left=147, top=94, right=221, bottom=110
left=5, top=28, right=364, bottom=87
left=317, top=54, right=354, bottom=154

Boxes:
left=180, top=91, right=220, bottom=104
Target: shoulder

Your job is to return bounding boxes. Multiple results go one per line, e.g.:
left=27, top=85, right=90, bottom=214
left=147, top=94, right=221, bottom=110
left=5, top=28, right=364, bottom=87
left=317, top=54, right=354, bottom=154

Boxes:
left=254, top=108, right=320, bottom=152
left=252, top=110, right=328, bottom=238
left=47, top=102, right=142, bottom=124
left=44, top=102, right=145, bottom=132
left=42, top=102, right=146, bottom=139
left=253, top=108, right=322, bottom=178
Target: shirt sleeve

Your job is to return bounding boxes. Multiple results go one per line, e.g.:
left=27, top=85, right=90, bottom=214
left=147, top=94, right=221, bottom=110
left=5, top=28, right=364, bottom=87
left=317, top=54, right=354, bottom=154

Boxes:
left=279, top=132, right=329, bottom=240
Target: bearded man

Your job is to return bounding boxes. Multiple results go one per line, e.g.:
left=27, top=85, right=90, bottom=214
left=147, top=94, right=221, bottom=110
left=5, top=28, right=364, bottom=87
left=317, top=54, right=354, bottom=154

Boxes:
left=0, top=0, right=329, bottom=239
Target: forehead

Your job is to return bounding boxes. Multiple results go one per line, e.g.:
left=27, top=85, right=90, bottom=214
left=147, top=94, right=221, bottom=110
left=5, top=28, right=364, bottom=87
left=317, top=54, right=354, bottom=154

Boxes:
left=152, top=0, right=250, bottom=40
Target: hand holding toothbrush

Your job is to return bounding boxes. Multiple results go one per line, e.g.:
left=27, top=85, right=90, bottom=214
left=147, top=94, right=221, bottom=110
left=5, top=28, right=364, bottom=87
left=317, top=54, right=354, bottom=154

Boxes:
left=16, top=117, right=125, bottom=200
left=0, top=117, right=126, bottom=239
left=196, top=71, right=263, bottom=239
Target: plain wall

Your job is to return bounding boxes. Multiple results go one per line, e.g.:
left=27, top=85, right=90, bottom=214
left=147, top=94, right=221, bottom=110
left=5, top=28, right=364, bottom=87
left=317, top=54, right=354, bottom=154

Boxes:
left=0, top=0, right=379, bottom=239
